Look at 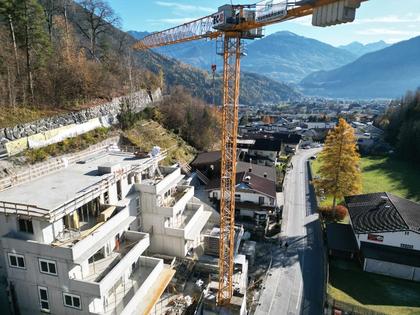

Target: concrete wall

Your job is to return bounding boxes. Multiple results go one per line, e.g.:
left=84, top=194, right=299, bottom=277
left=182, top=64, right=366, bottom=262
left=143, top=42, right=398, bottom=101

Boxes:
left=356, top=231, right=420, bottom=251
left=1, top=89, right=162, bottom=156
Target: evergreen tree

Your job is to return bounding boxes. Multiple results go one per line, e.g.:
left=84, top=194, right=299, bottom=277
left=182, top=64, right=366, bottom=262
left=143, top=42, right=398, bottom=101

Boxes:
left=316, top=118, right=362, bottom=209
left=14, top=0, right=51, bottom=103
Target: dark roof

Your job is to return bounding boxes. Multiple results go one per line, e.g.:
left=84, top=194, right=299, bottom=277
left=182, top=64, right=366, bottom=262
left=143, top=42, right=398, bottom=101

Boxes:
left=272, top=132, right=302, bottom=144
left=191, top=151, right=221, bottom=167
left=251, top=138, right=282, bottom=152
left=206, top=171, right=276, bottom=199
left=243, top=132, right=302, bottom=145
left=326, top=223, right=358, bottom=252
left=236, top=162, right=276, bottom=182
left=361, top=241, right=420, bottom=268
left=388, top=194, right=420, bottom=231
left=345, top=192, right=420, bottom=233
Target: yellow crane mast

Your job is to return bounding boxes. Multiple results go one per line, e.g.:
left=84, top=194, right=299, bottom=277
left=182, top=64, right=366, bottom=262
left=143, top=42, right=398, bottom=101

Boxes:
left=134, top=0, right=366, bottom=306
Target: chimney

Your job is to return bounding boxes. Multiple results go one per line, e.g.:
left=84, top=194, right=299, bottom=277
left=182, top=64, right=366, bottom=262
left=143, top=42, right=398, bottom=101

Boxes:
left=249, top=167, right=252, bottom=172
left=264, top=172, right=267, bottom=178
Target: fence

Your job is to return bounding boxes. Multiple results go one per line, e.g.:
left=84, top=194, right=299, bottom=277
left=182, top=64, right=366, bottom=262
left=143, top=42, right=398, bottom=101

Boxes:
left=0, top=137, right=119, bottom=192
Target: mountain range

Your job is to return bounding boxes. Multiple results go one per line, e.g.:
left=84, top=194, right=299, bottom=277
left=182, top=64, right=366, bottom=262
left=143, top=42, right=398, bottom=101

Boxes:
left=129, top=30, right=358, bottom=83
left=131, top=30, right=420, bottom=99
left=338, top=40, right=390, bottom=57
left=301, top=35, right=420, bottom=98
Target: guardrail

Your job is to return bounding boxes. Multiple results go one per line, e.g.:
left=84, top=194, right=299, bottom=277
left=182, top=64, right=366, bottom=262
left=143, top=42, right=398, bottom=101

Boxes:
left=0, top=140, right=168, bottom=221
left=0, top=137, right=119, bottom=191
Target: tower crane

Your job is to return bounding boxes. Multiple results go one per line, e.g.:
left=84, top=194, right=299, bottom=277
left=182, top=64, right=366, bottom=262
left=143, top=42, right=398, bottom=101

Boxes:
left=134, top=0, right=366, bottom=306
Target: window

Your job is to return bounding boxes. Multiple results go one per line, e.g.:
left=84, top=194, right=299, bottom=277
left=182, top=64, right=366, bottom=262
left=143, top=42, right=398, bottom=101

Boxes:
left=38, top=286, right=50, bottom=312
left=8, top=253, right=25, bottom=269
left=117, top=180, right=122, bottom=201
left=136, top=197, right=141, bottom=214
left=405, top=231, right=410, bottom=235
left=39, top=259, right=57, bottom=276
left=104, top=191, right=110, bottom=204
left=128, top=173, right=133, bottom=185
left=259, top=196, right=265, bottom=205
left=401, top=243, right=414, bottom=249
left=235, top=194, right=241, bottom=201
left=63, top=293, right=81, bottom=310
left=18, top=218, right=33, bottom=234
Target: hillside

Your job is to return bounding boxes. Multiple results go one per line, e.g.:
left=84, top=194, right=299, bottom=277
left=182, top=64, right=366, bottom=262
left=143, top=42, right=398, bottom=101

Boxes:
left=123, top=120, right=197, bottom=166
left=130, top=30, right=357, bottom=83
left=301, top=36, right=420, bottom=98
left=338, top=40, right=390, bottom=57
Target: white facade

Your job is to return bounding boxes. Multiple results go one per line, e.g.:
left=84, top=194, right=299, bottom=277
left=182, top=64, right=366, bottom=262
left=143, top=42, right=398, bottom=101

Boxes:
left=355, top=230, right=420, bottom=251
left=355, top=230, right=420, bottom=281
left=364, top=258, right=420, bottom=282
left=208, top=187, right=276, bottom=218
left=0, top=151, right=202, bottom=315
left=136, top=166, right=212, bottom=257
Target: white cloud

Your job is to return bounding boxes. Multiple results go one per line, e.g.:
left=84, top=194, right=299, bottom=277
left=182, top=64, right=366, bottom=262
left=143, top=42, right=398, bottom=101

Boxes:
left=356, top=28, right=419, bottom=36
left=355, top=14, right=420, bottom=24
left=155, top=1, right=214, bottom=14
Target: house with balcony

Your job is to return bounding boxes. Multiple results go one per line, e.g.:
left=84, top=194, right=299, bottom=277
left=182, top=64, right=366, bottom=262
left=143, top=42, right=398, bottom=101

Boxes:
left=0, top=149, right=175, bottom=315
left=136, top=166, right=212, bottom=258
left=205, top=171, right=277, bottom=220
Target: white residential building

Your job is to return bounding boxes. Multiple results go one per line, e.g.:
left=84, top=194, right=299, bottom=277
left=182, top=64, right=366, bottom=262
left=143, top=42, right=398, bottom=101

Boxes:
left=206, top=171, right=277, bottom=219
left=136, top=166, right=212, bottom=257
left=0, top=148, right=207, bottom=315
left=345, top=192, right=420, bottom=281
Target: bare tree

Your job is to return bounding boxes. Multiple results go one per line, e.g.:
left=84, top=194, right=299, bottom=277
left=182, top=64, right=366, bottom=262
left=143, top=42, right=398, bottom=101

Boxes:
left=76, top=0, right=120, bottom=60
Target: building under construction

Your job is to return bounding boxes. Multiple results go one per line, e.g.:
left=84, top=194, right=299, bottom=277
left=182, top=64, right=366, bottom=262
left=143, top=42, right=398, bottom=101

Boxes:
left=0, top=142, right=251, bottom=315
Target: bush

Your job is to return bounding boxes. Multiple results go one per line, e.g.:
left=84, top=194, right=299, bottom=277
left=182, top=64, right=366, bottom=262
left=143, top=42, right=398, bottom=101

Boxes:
left=25, top=149, right=48, bottom=164
left=318, top=205, right=348, bottom=221
left=23, top=127, right=111, bottom=164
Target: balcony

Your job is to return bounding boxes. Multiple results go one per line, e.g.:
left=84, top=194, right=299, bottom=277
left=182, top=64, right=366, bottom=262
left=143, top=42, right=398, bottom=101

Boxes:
left=70, top=231, right=150, bottom=297
left=164, top=203, right=212, bottom=241
left=89, top=257, right=165, bottom=315
left=157, top=185, right=194, bottom=216
left=52, top=205, right=136, bottom=262
left=135, top=166, right=183, bottom=196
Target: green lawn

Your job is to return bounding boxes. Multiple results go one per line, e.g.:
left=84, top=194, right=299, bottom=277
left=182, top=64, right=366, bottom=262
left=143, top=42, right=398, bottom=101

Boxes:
left=311, top=155, right=420, bottom=205
left=328, top=259, right=420, bottom=315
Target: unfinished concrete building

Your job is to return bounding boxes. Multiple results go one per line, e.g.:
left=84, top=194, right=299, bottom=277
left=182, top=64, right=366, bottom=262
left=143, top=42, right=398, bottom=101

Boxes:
left=137, top=166, right=212, bottom=258
left=0, top=145, right=216, bottom=315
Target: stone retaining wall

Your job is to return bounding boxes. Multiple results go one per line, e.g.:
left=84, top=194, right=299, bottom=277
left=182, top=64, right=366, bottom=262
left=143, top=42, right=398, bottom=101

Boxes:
left=0, top=89, right=161, bottom=156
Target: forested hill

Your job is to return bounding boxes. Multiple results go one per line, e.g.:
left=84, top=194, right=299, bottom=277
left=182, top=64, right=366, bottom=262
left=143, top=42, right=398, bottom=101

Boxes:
left=0, top=0, right=300, bottom=111
left=0, top=0, right=161, bottom=108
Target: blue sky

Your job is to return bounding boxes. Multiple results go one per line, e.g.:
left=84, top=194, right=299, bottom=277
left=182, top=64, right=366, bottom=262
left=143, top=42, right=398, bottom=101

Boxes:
left=107, top=0, right=420, bottom=46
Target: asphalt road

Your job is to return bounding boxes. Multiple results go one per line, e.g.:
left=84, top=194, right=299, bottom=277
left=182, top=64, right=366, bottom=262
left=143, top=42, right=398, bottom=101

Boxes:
left=254, top=148, right=324, bottom=315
